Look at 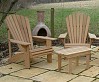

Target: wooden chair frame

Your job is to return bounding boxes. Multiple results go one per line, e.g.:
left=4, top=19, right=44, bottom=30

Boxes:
left=5, top=14, right=56, bottom=68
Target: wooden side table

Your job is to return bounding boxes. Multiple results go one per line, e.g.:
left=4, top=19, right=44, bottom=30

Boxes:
left=55, top=47, right=91, bottom=74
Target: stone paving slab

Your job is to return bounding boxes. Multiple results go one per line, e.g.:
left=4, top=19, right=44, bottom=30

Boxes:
left=10, top=67, right=48, bottom=78
left=0, top=75, right=33, bottom=82
left=91, top=52, right=99, bottom=59
left=71, top=57, right=95, bottom=65
left=90, top=59, right=99, bottom=67
left=32, top=71, right=77, bottom=82
left=32, top=59, right=68, bottom=70
left=18, top=57, right=45, bottom=65
left=0, top=63, right=24, bottom=74
left=61, top=64, right=90, bottom=74
left=93, top=79, right=99, bottom=82
left=96, top=74, right=99, bottom=78
left=80, top=66, right=99, bottom=77
left=0, top=46, right=99, bottom=82
left=69, top=76, right=95, bottom=82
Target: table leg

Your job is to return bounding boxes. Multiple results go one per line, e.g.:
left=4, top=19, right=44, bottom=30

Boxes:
left=68, top=58, right=72, bottom=74
left=58, top=54, right=61, bottom=71
left=75, top=57, right=79, bottom=66
left=86, top=54, right=90, bottom=69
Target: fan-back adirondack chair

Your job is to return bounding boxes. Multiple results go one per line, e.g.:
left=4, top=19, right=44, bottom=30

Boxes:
left=58, top=13, right=96, bottom=60
left=60, top=13, right=96, bottom=48
left=5, top=14, right=56, bottom=68
left=58, top=13, right=96, bottom=48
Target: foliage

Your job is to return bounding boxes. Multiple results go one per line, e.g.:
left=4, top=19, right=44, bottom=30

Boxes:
left=0, top=8, right=99, bottom=42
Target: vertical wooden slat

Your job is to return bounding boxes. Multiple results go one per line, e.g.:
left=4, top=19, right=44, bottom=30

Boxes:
left=5, top=15, right=34, bottom=50
left=12, top=15, right=24, bottom=41
left=67, top=15, right=73, bottom=43
left=25, top=17, right=33, bottom=49
left=8, top=15, right=20, bottom=40
left=82, top=14, right=87, bottom=43
left=5, top=17, right=18, bottom=40
left=16, top=15, right=26, bottom=42
left=84, top=16, right=90, bottom=43
left=20, top=16, right=29, bottom=42
left=66, top=17, right=72, bottom=43
left=66, top=13, right=90, bottom=45
left=76, top=13, right=80, bottom=43
left=79, top=13, right=83, bottom=43
left=72, top=13, right=76, bottom=43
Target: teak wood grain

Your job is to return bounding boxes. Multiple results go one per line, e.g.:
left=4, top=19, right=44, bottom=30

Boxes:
left=5, top=14, right=55, bottom=68
left=65, top=13, right=90, bottom=48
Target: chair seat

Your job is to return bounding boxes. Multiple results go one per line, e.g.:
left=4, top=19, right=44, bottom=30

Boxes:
left=30, top=47, right=53, bottom=57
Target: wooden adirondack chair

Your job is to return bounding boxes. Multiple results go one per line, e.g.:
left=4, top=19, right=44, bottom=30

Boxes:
left=59, top=13, right=96, bottom=48
left=5, top=14, right=56, bottom=68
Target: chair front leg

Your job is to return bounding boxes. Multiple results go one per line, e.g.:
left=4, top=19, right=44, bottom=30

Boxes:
left=46, top=39, right=52, bottom=63
left=46, top=39, right=52, bottom=47
left=22, top=45, right=30, bottom=68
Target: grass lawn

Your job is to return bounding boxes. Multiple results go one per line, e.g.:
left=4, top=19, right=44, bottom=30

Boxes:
left=0, top=8, right=99, bottom=42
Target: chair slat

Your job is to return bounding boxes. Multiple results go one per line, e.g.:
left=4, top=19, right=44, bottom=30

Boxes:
left=5, top=14, right=33, bottom=50
left=12, top=15, right=24, bottom=41
left=72, top=13, right=76, bottom=43
left=5, top=16, right=18, bottom=40
left=76, top=13, right=80, bottom=43
left=66, top=13, right=90, bottom=44
left=25, top=17, right=34, bottom=49
left=16, top=15, right=27, bottom=42
left=79, top=13, right=83, bottom=43
left=84, top=16, right=90, bottom=43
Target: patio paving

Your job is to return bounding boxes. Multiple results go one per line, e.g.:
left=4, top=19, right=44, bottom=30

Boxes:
left=0, top=75, right=33, bottom=82
left=69, top=76, right=94, bottom=82
left=0, top=63, right=24, bottom=74
left=32, top=59, right=68, bottom=70
left=61, top=64, right=90, bottom=74
left=0, top=46, right=99, bottom=82
left=93, top=79, right=99, bottom=82
left=80, top=66, right=99, bottom=77
left=10, top=67, right=48, bottom=78
left=32, top=71, right=77, bottom=82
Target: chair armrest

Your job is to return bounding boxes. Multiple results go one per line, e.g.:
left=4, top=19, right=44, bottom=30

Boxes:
left=88, top=33, right=96, bottom=39
left=32, top=36, right=57, bottom=41
left=58, top=33, right=67, bottom=39
left=10, top=39, right=31, bottom=46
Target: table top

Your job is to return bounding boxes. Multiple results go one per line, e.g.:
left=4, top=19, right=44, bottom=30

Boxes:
left=55, top=47, right=91, bottom=56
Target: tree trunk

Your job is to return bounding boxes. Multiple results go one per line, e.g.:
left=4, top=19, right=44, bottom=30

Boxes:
left=0, top=0, right=18, bottom=27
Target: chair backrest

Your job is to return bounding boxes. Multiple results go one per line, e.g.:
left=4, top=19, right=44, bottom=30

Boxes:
left=5, top=14, right=33, bottom=50
left=66, top=13, right=90, bottom=43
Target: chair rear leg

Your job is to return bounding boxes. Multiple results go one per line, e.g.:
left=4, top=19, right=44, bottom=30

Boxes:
left=47, top=53, right=52, bottom=63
